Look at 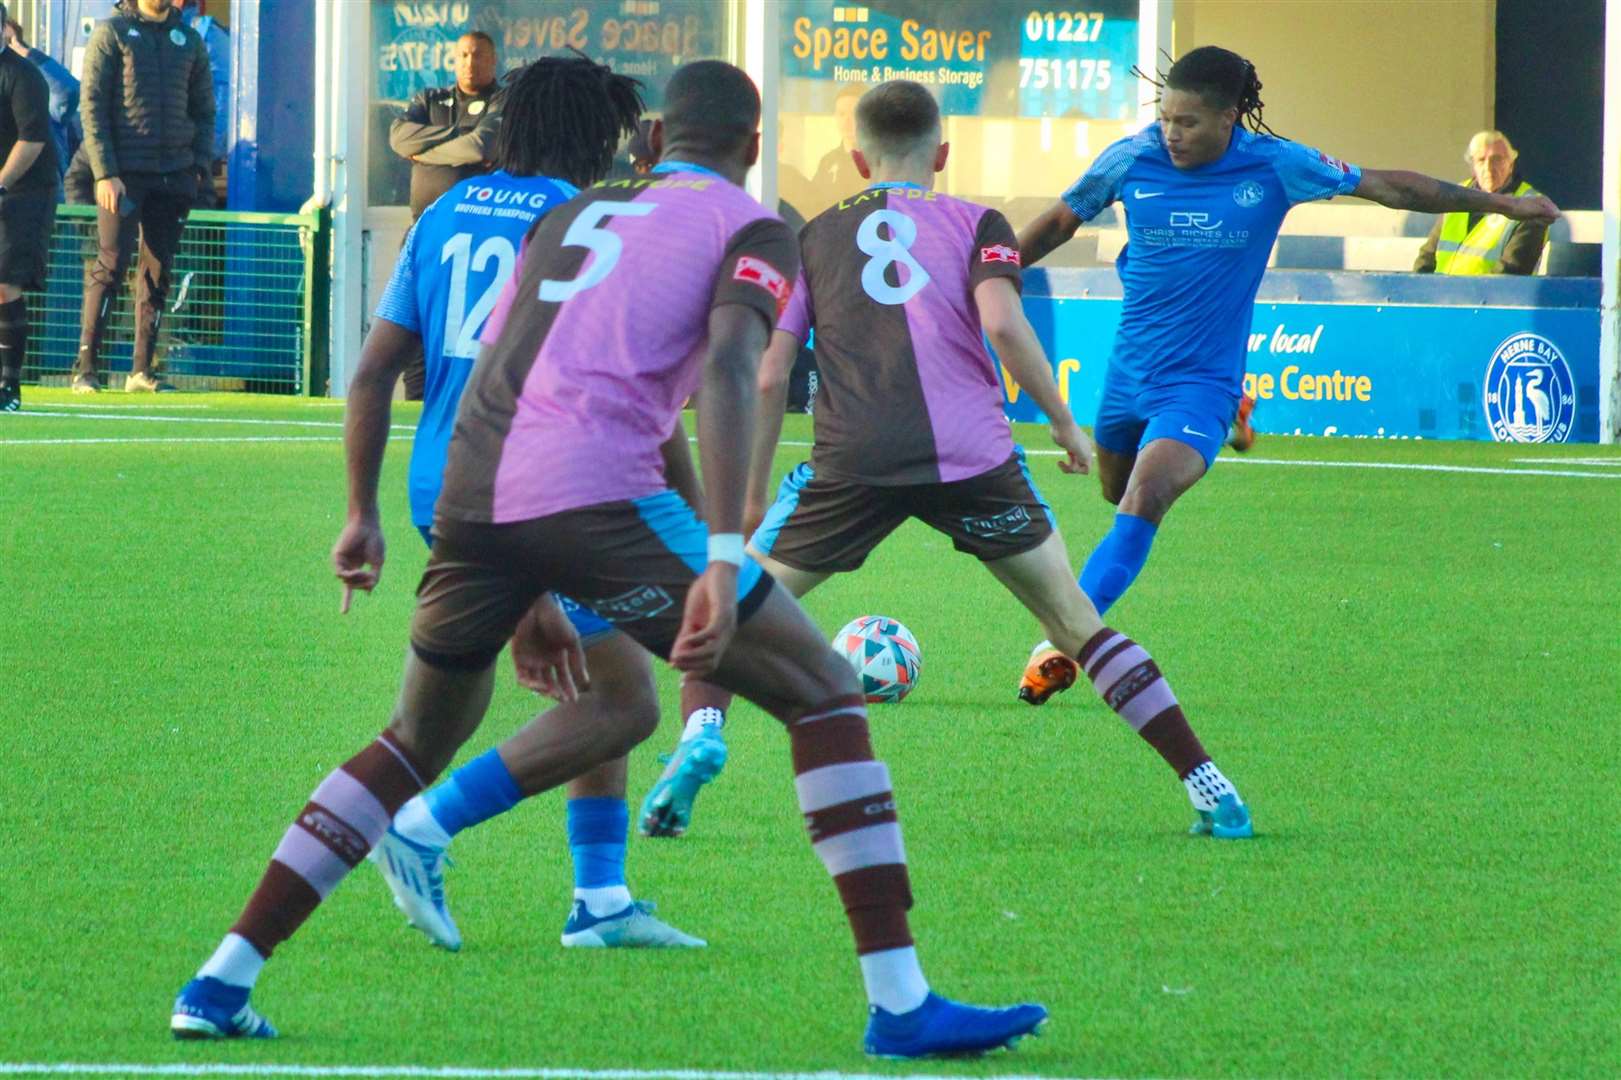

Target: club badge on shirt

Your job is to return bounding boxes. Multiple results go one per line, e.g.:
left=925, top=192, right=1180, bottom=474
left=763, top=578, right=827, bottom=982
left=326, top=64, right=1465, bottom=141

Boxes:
left=980, top=244, right=1021, bottom=265
left=170, top=28, right=186, bottom=46
left=468, top=99, right=486, bottom=116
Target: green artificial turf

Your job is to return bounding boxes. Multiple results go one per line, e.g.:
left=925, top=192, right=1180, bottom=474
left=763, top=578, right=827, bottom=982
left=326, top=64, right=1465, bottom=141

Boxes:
left=1, top=389, right=1617, bottom=1078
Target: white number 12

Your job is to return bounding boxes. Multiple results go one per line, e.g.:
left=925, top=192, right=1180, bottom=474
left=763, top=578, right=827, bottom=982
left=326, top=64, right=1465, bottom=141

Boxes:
left=439, top=232, right=516, bottom=360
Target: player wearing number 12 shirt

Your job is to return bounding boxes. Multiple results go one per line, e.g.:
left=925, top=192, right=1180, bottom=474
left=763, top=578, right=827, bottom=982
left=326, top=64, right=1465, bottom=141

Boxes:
left=655, top=81, right=1252, bottom=844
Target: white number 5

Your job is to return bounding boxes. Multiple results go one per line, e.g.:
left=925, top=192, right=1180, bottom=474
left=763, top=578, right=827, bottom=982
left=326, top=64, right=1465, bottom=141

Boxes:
left=538, top=201, right=658, bottom=302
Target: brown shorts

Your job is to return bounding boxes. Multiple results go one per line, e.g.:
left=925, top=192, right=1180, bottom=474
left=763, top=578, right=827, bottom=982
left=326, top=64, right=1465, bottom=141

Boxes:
left=751, top=450, right=1055, bottom=573
left=411, top=491, right=773, bottom=670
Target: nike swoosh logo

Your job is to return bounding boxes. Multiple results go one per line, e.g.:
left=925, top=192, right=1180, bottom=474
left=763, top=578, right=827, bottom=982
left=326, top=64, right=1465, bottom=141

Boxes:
left=1182, top=425, right=1210, bottom=438
left=1133, top=190, right=1166, bottom=199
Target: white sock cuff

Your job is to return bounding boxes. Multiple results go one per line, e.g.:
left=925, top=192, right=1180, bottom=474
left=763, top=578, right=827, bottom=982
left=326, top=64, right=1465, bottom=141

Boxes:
left=394, top=795, right=453, bottom=849
left=859, top=945, right=930, bottom=1015
left=574, top=884, right=634, bottom=918
left=682, top=707, right=726, bottom=741
left=198, top=932, right=265, bottom=989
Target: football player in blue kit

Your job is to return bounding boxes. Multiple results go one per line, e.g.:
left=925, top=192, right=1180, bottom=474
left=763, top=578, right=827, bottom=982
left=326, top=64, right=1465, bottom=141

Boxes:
left=330, top=55, right=706, bottom=952
left=1014, top=46, right=1557, bottom=832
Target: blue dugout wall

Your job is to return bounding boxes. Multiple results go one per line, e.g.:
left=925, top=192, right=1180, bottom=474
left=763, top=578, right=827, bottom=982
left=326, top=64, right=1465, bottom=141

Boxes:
left=1013, top=271, right=1601, bottom=445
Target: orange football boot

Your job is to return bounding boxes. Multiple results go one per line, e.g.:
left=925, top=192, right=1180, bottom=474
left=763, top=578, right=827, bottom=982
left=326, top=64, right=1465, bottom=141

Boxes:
left=1017, top=647, right=1078, bottom=705
left=1228, top=393, right=1257, bottom=452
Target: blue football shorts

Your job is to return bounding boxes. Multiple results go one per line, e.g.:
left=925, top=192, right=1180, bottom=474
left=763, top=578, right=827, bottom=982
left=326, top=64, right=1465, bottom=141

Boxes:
left=1092, top=369, right=1240, bottom=470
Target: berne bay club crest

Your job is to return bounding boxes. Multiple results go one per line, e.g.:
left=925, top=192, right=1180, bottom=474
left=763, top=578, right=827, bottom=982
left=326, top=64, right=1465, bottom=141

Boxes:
left=1484, top=331, right=1577, bottom=444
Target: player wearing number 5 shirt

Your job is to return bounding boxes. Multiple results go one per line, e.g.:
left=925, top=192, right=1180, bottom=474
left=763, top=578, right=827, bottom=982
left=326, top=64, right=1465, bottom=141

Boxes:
left=1014, top=46, right=1559, bottom=716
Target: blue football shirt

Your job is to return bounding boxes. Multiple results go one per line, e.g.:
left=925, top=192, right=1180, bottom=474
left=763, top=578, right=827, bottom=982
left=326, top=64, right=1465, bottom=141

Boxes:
left=374, top=170, right=578, bottom=527
left=1063, top=125, right=1361, bottom=394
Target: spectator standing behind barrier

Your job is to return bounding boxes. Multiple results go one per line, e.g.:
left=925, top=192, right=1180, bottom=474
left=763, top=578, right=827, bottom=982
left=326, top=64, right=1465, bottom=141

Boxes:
left=179, top=0, right=227, bottom=206
left=1414, top=131, right=1548, bottom=275
left=388, top=31, right=502, bottom=219
left=73, top=0, right=213, bottom=394
left=0, top=0, right=58, bottom=412
left=4, top=18, right=78, bottom=190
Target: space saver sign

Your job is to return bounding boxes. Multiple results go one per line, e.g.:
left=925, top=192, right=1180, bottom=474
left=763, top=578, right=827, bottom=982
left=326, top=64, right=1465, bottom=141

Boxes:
left=1004, top=299, right=1601, bottom=443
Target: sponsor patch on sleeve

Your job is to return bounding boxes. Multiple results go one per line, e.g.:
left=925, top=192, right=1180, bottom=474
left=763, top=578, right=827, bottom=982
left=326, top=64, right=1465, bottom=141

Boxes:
left=1317, top=150, right=1351, bottom=175
left=980, top=243, right=1021, bottom=266
left=733, top=255, right=791, bottom=315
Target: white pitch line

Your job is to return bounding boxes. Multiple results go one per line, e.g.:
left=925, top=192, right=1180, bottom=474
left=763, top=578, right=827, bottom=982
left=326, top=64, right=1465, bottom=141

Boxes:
left=766, top=439, right=1621, bottom=480
left=9, top=422, right=1614, bottom=479
left=13, top=410, right=414, bottom=431
left=0, top=1066, right=1102, bottom=1080
left=0, top=436, right=408, bottom=446
left=1212, top=455, right=1619, bottom=480
left=1512, top=456, right=1621, bottom=467
left=24, top=401, right=211, bottom=409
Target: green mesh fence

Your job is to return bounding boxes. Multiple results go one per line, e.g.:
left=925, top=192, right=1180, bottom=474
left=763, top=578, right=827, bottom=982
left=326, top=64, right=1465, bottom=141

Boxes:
left=22, top=205, right=323, bottom=394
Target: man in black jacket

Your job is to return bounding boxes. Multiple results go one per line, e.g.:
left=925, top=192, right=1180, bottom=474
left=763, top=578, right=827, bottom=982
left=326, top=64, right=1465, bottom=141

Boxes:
left=389, top=31, right=502, bottom=220
left=73, top=0, right=212, bottom=394
left=387, top=30, right=501, bottom=399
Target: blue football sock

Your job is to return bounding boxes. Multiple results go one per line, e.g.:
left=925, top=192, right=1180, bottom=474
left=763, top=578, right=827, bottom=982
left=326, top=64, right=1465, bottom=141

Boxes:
left=1077, top=512, right=1159, bottom=616
left=567, top=796, right=629, bottom=891
left=421, top=748, right=522, bottom=838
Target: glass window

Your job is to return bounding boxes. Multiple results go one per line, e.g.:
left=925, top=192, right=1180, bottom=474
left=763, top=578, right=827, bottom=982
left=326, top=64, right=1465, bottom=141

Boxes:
left=776, top=0, right=1140, bottom=231
left=368, top=1, right=739, bottom=209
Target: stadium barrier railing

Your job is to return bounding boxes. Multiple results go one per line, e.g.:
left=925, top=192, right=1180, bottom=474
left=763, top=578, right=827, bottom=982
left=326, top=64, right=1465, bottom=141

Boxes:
left=20, top=204, right=329, bottom=395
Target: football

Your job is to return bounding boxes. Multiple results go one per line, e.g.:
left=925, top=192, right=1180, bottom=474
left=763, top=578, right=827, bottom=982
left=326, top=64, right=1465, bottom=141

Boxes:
left=834, top=615, right=922, bottom=704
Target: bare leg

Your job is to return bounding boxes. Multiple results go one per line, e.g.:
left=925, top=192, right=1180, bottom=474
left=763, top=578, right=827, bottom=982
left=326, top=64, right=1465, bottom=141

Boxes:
left=1116, top=437, right=1207, bottom=525
left=492, top=635, right=658, bottom=798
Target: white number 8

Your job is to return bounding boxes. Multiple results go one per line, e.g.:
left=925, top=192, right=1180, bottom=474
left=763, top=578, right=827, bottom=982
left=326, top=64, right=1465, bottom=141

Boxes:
left=858, top=209, right=931, bottom=306
left=538, top=201, right=658, bottom=303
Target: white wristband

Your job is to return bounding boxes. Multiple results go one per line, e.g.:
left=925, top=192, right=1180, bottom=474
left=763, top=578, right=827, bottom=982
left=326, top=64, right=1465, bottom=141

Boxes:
left=707, top=532, right=745, bottom=567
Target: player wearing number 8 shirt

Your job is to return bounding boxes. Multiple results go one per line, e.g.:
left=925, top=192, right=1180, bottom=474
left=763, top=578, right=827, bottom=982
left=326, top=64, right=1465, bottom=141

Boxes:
left=671, top=81, right=1252, bottom=843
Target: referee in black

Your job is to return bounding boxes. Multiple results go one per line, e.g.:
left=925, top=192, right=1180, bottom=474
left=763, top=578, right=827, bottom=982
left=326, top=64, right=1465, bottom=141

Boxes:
left=0, top=1, right=55, bottom=412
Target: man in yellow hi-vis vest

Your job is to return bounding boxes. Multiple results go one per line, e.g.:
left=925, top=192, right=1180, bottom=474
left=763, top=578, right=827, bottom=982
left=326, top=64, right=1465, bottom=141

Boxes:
left=1415, top=131, right=1549, bottom=275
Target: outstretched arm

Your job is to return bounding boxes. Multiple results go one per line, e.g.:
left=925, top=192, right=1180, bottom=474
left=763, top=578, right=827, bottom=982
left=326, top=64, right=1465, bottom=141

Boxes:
left=1355, top=169, right=1559, bottom=225
left=1017, top=202, right=1083, bottom=268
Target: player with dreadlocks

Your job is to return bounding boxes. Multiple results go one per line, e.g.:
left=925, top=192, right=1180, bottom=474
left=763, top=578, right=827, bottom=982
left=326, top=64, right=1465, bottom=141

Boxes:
left=170, top=54, right=702, bottom=1042
left=1013, top=46, right=1558, bottom=837
left=346, top=55, right=709, bottom=958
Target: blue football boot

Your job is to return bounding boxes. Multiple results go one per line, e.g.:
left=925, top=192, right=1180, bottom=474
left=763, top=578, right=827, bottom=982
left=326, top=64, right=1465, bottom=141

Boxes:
left=637, top=727, right=727, bottom=838
left=170, top=977, right=277, bottom=1040
left=864, top=992, right=1047, bottom=1058
left=1190, top=793, right=1254, bottom=839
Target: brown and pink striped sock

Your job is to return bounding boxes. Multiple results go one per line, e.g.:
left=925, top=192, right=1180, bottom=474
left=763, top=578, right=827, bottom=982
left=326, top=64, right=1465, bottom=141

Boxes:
left=787, top=694, right=928, bottom=1012
left=1078, top=629, right=1210, bottom=779
left=228, top=732, right=430, bottom=960
left=789, top=694, right=913, bottom=953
